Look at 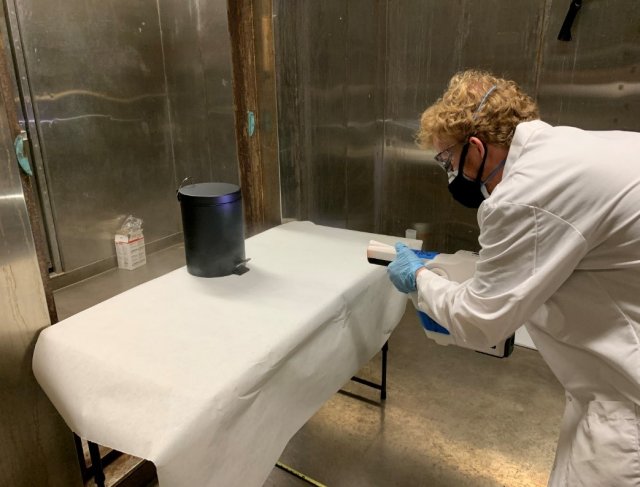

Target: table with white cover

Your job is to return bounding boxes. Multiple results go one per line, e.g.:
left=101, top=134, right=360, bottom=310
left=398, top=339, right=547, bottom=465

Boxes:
left=33, top=221, right=410, bottom=486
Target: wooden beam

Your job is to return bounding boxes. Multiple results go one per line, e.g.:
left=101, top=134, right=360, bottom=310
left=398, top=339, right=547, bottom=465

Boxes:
left=227, top=0, right=281, bottom=236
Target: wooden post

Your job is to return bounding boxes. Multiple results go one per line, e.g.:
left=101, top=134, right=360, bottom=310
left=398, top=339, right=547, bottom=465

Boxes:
left=227, top=0, right=281, bottom=237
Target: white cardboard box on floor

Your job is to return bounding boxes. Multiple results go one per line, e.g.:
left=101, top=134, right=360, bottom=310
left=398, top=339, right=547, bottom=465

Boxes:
left=115, top=231, right=146, bottom=270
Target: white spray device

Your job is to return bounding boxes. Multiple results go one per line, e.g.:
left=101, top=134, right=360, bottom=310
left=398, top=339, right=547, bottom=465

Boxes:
left=367, top=241, right=514, bottom=358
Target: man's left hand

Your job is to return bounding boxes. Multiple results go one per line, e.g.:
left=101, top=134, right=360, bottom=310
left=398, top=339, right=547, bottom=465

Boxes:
left=387, top=242, right=425, bottom=293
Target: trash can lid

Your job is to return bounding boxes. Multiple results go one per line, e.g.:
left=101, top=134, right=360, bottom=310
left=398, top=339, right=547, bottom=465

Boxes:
left=178, top=182, right=241, bottom=205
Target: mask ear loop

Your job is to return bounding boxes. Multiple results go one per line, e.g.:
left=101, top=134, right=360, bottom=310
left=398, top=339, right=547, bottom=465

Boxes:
left=474, top=140, right=489, bottom=182
left=454, top=84, right=497, bottom=181
left=469, top=85, right=496, bottom=182
left=457, top=142, right=470, bottom=176
left=482, top=158, right=507, bottom=185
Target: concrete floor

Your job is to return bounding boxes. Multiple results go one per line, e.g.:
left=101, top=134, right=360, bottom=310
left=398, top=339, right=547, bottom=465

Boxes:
left=55, top=243, right=565, bottom=487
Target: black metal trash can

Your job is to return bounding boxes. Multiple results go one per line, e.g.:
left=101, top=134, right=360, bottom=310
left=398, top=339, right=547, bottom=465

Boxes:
left=177, top=182, right=246, bottom=277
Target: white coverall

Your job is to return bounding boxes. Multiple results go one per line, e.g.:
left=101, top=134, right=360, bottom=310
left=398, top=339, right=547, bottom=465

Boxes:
left=416, top=120, right=640, bottom=486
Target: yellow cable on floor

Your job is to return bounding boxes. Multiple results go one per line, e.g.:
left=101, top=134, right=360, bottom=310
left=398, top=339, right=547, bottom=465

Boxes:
left=275, top=461, right=328, bottom=487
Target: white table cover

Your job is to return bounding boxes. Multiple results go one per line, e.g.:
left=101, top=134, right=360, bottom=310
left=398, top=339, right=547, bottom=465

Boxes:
left=33, top=221, right=409, bottom=486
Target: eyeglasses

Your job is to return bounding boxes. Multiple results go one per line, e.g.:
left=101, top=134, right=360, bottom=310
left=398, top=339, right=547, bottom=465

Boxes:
left=434, top=143, right=458, bottom=172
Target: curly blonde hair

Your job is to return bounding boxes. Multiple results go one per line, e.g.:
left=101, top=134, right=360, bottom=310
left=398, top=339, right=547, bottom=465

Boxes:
left=417, top=70, right=539, bottom=149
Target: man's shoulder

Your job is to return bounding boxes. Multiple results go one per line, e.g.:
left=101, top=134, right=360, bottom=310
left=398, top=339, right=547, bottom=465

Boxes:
left=513, top=120, right=552, bottom=140
left=515, top=120, right=640, bottom=147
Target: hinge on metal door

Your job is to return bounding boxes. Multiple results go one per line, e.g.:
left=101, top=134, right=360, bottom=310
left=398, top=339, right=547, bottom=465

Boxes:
left=14, top=130, right=32, bottom=176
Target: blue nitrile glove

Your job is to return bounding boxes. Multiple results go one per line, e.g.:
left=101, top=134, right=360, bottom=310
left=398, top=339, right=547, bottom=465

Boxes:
left=387, top=242, right=425, bottom=293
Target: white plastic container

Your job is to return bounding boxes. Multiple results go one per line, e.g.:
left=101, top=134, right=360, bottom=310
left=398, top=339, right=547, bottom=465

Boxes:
left=411, top=251, right=478, bottom=347
left=424, top=250, right=478, bottom=281
left=414, top=251, right=515, bottom=358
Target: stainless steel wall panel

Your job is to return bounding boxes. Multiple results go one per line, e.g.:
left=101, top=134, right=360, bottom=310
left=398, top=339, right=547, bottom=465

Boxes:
left=15, top=0, right=178, bottom=271
left=10, top=0, right=237, bottom=277
left=344, top=0, right=387, bottom=232
left=3, top=0, right=62, bottom=272
left=383, top=0, right=546, bottom=251
left=274, top=1, right=310, bottom=221
left=275, top=0, right=386, bottom=231
left=537, top=0, right=640, bottom=131
left=157, top=0, right=206, bottom=183
left=197, top=0, right=239, bottom=185
left=159, top=0, right=239, bottom=186
left=276, top=0, right=546, bottom=249
left=0, top=70, right=81, bottom=486
left=306, top=1, right=350, bottom=228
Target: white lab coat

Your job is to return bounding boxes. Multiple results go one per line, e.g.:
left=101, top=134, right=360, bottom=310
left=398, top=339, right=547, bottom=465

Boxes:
left=416, top=120, right=640, bottom=486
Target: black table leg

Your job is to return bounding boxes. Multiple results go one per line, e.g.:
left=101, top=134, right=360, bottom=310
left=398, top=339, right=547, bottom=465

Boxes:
left=381, top=340, right=388, bottom=400
left=88, top=441, right=106, bottom=487
left=350, top=340, right=389, bottom=401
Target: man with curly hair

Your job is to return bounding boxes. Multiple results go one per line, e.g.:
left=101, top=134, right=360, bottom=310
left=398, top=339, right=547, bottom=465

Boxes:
left=388, top=70, right=640, bottom=486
